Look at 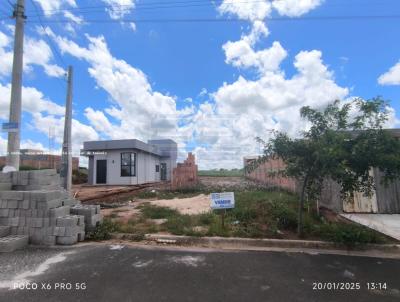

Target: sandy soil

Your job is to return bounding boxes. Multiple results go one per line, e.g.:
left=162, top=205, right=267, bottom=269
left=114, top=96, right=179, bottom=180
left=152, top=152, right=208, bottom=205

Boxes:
left=101, top=204, right=141, bottom=223
left=145, top=194, right=211, bottom=215
left=102, top=194, right=212, bottom=221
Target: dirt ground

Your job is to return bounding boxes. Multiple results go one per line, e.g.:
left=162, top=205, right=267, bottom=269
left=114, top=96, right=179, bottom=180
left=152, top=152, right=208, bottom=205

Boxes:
left=199, top=176, right=258, bottom=190
left=102, top=194, right=211, bottom=222
left=145, top=194, right=211, bottom=215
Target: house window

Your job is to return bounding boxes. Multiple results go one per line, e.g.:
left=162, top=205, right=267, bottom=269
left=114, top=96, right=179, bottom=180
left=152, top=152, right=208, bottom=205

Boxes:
left=155, top=165, right=160, bottom=172
left=121, top=152, right=136, bottom=177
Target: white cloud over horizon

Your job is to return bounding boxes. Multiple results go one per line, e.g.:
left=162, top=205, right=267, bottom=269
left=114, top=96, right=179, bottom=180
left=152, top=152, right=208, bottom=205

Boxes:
left=378, top=61, right=400, bottom=86
left=0, top=0, right=398, bottom=170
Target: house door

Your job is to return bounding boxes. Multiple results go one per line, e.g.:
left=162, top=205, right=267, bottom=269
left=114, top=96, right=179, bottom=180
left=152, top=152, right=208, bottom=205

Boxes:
left=160, top=163, right=167, bottom=181
left=96, top=160, right=107, bottom=184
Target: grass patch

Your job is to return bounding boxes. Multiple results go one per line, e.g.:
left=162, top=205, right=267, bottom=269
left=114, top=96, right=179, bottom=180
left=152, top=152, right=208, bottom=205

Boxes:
left=138, top=203, right=180, bottom=219
left=86, top=218, right=119, bottom=241
left=109, top=189, right=388, bottom=246
left=312, top=222, right=386, bottom=246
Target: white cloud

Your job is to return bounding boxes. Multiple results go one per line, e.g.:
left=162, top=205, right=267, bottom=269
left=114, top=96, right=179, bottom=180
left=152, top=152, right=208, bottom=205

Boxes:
left=378, top=61, right=400, bottom=85
left=0, top=136, right=48, bottom=156
left=101, top=0, right=136, bottom=20
left=31, top=113, right=99, bottom=157
left=0, top=83, right=65, bottom=120
left=218, top=0, right=272, bottom=21
left=272, top=0, right=323, bottom=17
left=129, top=22, right=136, bottom=32
left=63, top=11, right=83, bottom=25
left=186, top=0, right=350, bottom=169
left=223, top=40, right=287, bottom=73
left=0, top=29, right=65, bottom=78
left=50, top=30, right=192, bottom=148
left=34, top=0, right=77, bottom=15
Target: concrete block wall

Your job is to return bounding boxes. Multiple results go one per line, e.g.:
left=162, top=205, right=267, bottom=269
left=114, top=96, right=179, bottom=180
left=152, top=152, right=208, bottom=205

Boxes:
left=0, top=169, right=102, bottom=246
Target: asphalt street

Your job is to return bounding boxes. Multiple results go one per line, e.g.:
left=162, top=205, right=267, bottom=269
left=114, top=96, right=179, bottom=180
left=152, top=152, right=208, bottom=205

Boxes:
left=0, top=243, right=399, bottom=302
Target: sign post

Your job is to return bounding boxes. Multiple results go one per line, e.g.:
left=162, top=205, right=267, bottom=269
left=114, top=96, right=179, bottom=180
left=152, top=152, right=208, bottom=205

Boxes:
left=210, top=192, right=235, bottom=229
left=2, top=122, right=19, bottom=133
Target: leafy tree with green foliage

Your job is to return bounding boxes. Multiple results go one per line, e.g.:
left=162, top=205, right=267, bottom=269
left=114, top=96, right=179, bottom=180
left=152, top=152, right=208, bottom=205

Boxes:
left=257, top=97, right=400, bottom=236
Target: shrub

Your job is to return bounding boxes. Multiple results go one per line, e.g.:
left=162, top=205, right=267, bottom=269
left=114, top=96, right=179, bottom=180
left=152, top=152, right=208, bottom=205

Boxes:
left=139, top=204, right=179, bottom=219
left=268, top=200, right=298, bottom=230
left=197, top=212, right=216, bottom=225
left=86, top=218, right=118, bottom=240
left=315, top=222, right=386, bottom=246
left=163, top=215, right=193, bottom=235
left=136, top=191, right=158, bottom=199
left=72, top=169, right=88, bottom=184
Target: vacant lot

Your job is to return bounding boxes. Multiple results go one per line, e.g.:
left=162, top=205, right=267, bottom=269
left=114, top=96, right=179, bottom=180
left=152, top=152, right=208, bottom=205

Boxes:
left=96, top=185, right=391, bottom=246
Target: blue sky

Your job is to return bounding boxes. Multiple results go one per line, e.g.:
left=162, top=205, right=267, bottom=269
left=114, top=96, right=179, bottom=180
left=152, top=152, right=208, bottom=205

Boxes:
left=0, top=0, right=399, bottom=169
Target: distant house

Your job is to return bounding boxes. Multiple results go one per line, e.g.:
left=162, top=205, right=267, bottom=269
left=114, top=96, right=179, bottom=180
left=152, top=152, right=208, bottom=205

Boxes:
left=0, top=149, right=79, bottom=171
left=81, top=139, right=177, bottom=185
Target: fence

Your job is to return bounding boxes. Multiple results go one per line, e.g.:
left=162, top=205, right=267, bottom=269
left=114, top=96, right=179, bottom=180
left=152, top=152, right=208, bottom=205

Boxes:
left=244, top=157, right=298, bottom=193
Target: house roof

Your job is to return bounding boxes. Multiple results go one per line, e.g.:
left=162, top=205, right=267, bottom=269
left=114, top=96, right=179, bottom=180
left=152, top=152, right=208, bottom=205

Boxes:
left=81, top=139, right=163, bottom=156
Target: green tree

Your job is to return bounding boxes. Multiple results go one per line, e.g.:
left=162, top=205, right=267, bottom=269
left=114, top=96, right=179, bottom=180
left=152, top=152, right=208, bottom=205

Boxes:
left=258, top=97, right=400, bottom=236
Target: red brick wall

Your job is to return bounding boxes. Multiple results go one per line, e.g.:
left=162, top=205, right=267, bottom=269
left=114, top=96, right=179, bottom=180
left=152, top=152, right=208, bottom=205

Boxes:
left=171, top=153, right=198, bottom=189
left=245, top=157, right=298, bottom=193
left=0, top=155, right=79, bottom=171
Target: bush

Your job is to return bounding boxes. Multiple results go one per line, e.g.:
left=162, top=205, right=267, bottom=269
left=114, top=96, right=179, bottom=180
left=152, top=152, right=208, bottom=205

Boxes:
left=86, top=218, right=118, bottom=240
left=163, top=215, right=193, bottom=235
left=268, top=200, right=298, bottom=230
left=72, top=169, right=88, bottom=184
left=139, top=204, right=180, bottom=219
left=315, top=222, right=386, bottom=246
left=136, top=191, right=158, bottom=199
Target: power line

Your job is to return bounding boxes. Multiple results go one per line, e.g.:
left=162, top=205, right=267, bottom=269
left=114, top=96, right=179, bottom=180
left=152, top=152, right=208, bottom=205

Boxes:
left=26, top=15, right=400, bottom=24
left=6, top=0, right=15, bottom=9
left=28, top=0, right=67, bottom=73
left=24, top=0, right=400, bottom=16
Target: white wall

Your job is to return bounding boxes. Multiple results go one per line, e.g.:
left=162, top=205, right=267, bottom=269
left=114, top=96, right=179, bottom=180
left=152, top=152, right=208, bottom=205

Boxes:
left=91, top=149, right=161, bottom=185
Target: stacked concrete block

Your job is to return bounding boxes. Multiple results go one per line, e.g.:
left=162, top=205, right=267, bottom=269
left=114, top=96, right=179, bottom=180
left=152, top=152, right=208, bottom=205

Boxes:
left=11, top=169, right=61, bottom=191
left=0, top=172, right=12, bottom=191
left=70, top=204, right=102, bottom=231
left=0, top=169, right=102, bottom=248
left=56, top=215, right=85, bottom=245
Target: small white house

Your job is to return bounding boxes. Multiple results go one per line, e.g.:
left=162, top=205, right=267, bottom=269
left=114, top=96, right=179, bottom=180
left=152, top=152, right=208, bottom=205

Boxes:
left=81, top=139, right=177, bottom=185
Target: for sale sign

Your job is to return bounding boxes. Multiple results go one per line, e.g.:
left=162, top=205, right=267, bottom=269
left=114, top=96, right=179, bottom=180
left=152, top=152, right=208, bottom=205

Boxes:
left=210, top=192, right=235, bottom=209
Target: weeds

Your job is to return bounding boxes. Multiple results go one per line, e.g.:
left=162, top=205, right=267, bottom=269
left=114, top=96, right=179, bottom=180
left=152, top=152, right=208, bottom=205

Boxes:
left=86, top=218, right=118, bottom=240
left=106, top=189, right=388, bottom=246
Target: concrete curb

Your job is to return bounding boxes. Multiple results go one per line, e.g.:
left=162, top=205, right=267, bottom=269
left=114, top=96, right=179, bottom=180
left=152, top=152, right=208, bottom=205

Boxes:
left=111, top=233, right=400, bottom=253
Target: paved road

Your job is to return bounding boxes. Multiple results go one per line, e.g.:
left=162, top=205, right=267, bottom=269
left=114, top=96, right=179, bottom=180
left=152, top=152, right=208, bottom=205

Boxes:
left=1, top=244, right=399, bottom=302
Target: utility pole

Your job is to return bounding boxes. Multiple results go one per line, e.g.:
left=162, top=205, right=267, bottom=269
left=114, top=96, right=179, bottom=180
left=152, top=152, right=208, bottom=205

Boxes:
left=4, top=0, right=26, bottom=172
left=60, top=66, right=73, bottom=191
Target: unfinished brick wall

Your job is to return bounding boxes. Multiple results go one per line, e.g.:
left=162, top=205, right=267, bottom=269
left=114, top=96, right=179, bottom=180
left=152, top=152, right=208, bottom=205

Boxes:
left=171, top=153, right=198, bottom=189
left=0, top=155, right=79, bottom=171
left=245, top=157, right=298, bottom=193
